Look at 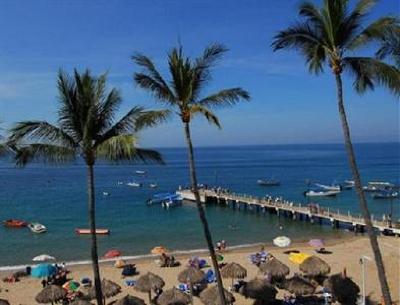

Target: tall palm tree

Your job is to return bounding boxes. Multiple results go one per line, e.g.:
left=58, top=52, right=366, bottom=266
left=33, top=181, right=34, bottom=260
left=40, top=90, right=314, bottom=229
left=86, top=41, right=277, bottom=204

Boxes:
left=9, top=69, right=167, bottom=305
left=272, top=0, right=400, bottom=303
left=132, top=44, right=250, bottom=305
left=376, top=27, right=400, bottom=68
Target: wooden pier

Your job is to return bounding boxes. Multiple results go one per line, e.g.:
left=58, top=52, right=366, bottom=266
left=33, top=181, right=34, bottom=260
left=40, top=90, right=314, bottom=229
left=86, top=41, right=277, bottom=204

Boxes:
left=177, top=188, right=400, bottom=236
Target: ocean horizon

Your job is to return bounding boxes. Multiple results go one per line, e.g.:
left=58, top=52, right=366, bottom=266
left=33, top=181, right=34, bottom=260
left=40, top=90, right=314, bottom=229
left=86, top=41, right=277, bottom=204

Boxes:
left=1, top=142, right=399, bottom=267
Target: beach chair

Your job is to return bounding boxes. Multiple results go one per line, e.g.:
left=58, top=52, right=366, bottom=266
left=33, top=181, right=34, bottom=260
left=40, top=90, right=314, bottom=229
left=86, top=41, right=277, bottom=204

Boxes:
left=177, top=283, right=190, bottom=294
left=204, top=269, right=216, bottom=283
left=125, top=279, right=136, bottom=287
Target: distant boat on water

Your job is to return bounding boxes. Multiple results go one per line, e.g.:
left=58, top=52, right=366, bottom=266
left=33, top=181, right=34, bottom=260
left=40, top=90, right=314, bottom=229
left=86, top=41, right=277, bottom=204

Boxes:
left=304, top=189, right=340, bottom=197
left=363, top=181, right=394, bottom=192
left=28, top=223, right=47, bottom=234
left=257, top=178, right=280, bottom=186
left=149, top=183, right=158, bottom=188
left=342, top=180, right=355, bottom=189
left=314, top=183, right=341, bottom=191
left=147, top=192, right=182, bottom=207
left=3, top=219, right=27, bottom=228
left=372, top=190, right=399, bottom=199
left=75, top=228, right=110, bottom=235
left=135, top=170, right=146, bottom=175
left=127, top=182, right=142, bottom=187
left=103, top=192, right=110, bottom=196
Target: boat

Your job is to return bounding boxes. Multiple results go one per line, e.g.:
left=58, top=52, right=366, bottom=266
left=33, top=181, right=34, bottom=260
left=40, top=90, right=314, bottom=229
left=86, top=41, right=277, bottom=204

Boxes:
left=342, top=180, right=355, bottom=190
left=126, top=182, right=142, bottom=187
left=304, top=189, right=340, bottom=197
left=372, top=190, right=399, bottom=199
left=103, top=192, right=110, bottom=196
left=135, top=170, right=146, bottom=175
left=75, top=228, right=110, bottom=235
left=149, top=183, right=158, bottom=188
left=3, top=219, right=27, bottom=228
left=161, top=198, right=182, bottom=208
left=257, top=178, right=280, bottom=186
left=363, top=181, right=394, bottom=192
left=117, top=181, right=123, bottom=185
left=314, top=183, right=341, bottom=191
left=147, top=192, right=182, bottom=207
left=28, top=223, right=47, bottom=233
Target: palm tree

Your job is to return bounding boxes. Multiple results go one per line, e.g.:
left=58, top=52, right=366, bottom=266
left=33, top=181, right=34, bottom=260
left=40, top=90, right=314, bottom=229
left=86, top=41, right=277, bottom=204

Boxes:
left=272, top=0, right=400, bottom=303
left=9, top=69, right=167, bottom=305
left=132, top=44, right=250, bottom=305
left=376, top=27, right=400, bottom=68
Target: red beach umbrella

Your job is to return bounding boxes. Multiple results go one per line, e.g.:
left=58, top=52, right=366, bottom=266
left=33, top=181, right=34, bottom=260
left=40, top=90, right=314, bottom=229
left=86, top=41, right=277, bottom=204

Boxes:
left=104, top=249, right=121, bottom=258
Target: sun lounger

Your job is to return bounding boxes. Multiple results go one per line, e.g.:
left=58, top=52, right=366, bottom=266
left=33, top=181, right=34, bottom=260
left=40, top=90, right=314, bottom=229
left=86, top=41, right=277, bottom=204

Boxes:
left=204, top=269, right=216, bottom=283
left=125, top=279, right=136, bottom=286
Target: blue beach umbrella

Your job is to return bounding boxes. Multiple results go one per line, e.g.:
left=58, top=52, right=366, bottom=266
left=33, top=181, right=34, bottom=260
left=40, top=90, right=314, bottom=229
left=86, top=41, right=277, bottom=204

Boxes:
left=31, top=264, right=57, bottom=278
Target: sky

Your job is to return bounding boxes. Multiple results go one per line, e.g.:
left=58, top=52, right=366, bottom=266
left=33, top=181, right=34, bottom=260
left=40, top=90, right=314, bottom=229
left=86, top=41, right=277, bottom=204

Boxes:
left=0, top=0, right=399, bottom=148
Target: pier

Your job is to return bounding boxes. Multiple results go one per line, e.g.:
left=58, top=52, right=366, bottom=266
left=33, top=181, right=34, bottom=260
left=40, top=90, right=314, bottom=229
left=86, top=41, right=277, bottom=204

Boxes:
left=177, top=188, right=400, bottom=236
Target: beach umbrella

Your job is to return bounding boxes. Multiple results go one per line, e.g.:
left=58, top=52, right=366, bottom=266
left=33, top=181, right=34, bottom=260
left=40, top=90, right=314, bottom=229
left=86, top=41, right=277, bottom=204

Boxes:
left=221, top=262, right=247, bottom=287
left=114, top=294, right=146, bottom=305
left=178, top=267, right=205, bottom=284
left=151, top=246, right=168, bottom=255
left=273, top=236, right=291, bottom=248
left=31, top=263, right=57, bottom=278
left=284, top=276, right=315, bottom=296
left=308, top=239, right=325, bottom=249
left=300, top=256, right=331, bottom=277
left=158, top=288, right=191, bottom=305
left=32, top=254, right=56, bottom=262
left=87, top=279, right=122, bottom=302
left=259, top=258, right=290, bottom=282
left=200, top=286, right=235, bottom=305
left=114, top=259, right=126, bottom=268
left=135, top=272, right=165, bottom=304
left=0, top=299, right=10, bottom=305
left=35, top=285, right=67, bottom=304
left=242, top=278, right=277, bottom=301
left=323, top=273, right=360, bottom=305
left=104, top=249, right=121, bottom=259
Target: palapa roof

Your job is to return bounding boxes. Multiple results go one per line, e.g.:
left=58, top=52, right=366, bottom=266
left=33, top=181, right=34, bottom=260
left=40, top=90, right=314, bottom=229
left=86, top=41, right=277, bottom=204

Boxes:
left=157, top=288, right=190, bottom=305
left=284, top=276, right=316, bottom=296
left=259, top=258, right=290, bottom=278
left=221, top=262, right=247, bottom=279
left=299, top=256, right=331, bottom=276
left=134, top=272, right=165, bottom=293
left=0, top=299, right=10, bottom=305
left=242, top=278, right=277, bottom=301
left=200, top=286, right=235, bottom=305
left=178, top=267, right=205, bottom=283
left=35, top=285, right=67, bottom=304
left=323, top=273, right=360, bottom=304
left=87, top=279, right=122, bottom=299
left=113, top=294, right=146, bottom=305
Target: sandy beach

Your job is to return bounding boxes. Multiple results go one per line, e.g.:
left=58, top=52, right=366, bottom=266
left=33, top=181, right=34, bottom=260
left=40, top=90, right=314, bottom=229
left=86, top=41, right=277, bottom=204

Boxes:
left=0, top=236, right=398, bottom=305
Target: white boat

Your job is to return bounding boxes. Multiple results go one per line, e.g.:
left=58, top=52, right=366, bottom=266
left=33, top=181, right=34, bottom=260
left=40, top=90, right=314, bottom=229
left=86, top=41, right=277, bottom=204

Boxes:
left=314, top=183, right=341, bottom=191
left=149, top=183, right=158, bottom=188
left=117, top=181, right=123, bottom=185
left=363, top=181, right=394, bottom=192
left=28, top=223, right=47, bottom=233
left=135, top=170, right=146, bottom=175
left=103, top=192, right=110, bottom=196
left=161, top=199, right=182, bottom=208
left=126, top=182, right=142, bottom=187
left=304, top=189, right=340, bottom=197
left=257, top=178, right=280, bottom=186
left=342, top=180, right=355, bottom=189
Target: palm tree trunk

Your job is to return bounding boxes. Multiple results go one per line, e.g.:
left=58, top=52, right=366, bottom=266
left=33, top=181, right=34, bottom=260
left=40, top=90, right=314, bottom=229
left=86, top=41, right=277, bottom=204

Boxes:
left=87, top=163, right=104, bottom=305
left=335, top=74, right=392, bottom=304
left=183, top=122, right=227, bottom=305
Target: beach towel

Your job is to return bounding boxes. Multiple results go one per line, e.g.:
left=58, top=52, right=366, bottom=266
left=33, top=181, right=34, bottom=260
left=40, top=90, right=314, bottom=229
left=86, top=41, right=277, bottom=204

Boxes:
left=288, top=252, right=311, bottom=264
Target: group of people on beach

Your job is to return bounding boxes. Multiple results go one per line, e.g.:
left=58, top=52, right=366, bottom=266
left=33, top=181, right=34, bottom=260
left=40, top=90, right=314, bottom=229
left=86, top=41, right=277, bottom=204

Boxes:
left=216, top=240, right=227, bottom=252
left=41, top=263, right=69, bottom=288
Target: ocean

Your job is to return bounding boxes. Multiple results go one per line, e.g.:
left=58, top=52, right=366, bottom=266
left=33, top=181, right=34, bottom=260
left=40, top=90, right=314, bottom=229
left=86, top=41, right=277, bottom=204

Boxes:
left=0, top=143, right=399, bottom=268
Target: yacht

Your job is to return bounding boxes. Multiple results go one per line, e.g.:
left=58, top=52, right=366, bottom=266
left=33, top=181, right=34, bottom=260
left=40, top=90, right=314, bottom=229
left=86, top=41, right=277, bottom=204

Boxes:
left=28, top=223, right=47, bottom=234
left=126, top=182, right=142, bottom=187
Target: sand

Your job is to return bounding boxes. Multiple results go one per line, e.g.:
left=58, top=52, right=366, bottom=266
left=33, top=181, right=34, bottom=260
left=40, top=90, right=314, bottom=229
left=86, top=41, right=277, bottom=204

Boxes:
left=0, top=236, right=399, bottom=305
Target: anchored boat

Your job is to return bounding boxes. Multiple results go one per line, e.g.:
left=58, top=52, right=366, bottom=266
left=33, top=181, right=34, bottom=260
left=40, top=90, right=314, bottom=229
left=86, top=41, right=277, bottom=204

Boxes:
left=363, top=181, right=394, bottom=192
left=3, top=219, right=27, bottom=228
left=314, top=183, right=342, bottom=191
left=304, top=189, right=340, bottom=197
left=126, top=182, right=142, bottom=187
left=28, top=223, right=47, bottom=233
left=257, top=178, right=280, bottom=186
left=147, top=192, right=182, bottom=208
left=75, top=228, right=110, bottom=235
left=135, top=170, right=146, bottom=175
left=372, top=190, right=399, bottom=199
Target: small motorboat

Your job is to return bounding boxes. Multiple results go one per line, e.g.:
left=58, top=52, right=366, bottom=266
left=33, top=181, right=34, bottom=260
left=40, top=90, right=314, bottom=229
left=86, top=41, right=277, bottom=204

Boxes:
left=3, top=219, right=27, bottom=228
left=257, top=178, right=280, bottom=186
left=147, top=193, right=182, bottom=205
left=372, top=190, right=399, bottom=199
left=149, top=183, right=158, bottom=189
left=314, top=183, right=342, bottom=191
left=117, top=181, right=123, bottom=185
left=161, top=198, right=182, bottom=208
left=363, top=181, right=394, bottom=192
left=342, top=180, right=355, bottom=190
left=126, top=182, right=142, bottom=187
left=103, top=192, right=110, bottom=196
left=28, top=223, right=47, bottom=233
left=75, top=228, right=110, bottom=235
left=304, top=189, right=340, bottom=197
left=135, top=170, right=146, bottom=175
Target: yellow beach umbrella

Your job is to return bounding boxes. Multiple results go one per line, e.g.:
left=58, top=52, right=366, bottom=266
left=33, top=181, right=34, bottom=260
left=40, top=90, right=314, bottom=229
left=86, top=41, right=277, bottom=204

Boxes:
left=288, top=252, right=311, bottom=264
left=151, top=246, right=168, bottom=255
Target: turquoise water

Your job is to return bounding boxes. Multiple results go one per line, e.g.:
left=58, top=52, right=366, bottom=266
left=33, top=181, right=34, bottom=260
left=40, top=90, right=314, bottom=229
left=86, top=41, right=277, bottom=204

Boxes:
left=0, top=143, right=399, bottom=267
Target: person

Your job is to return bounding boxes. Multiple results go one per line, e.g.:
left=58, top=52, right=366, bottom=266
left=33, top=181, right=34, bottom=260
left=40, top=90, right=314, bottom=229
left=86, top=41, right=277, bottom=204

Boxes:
left=216, top=241, right=221, bottom=251
left=41, top=279, right=47, bottom=288
left=221, top=240, right=226, bottom=250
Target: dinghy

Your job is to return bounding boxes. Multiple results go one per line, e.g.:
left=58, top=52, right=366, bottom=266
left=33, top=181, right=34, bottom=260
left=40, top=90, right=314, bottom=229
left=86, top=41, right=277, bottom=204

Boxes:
left=28, top=223, right=47, bottom=233
left=75, top=228, right=110, bottom=235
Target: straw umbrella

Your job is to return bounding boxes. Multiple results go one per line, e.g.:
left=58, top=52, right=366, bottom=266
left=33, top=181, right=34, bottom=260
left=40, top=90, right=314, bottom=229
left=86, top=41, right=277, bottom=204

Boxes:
left=221, top=263, right=247, bottom=288
left=242, top=278, right=277, bottom=302
left=135, top=272, right=165, bottom=304
left=87, top=279, right=122, bottom=305
left=299, top=256, right=330, bottom=277
left=35, top=285, right=67, bottom=305
left=284, top=276, right=315, bottom=296
left=200, top=286, right=235, bottom=305
left=178, top=267, right=205, bottom=304
left=114, top=294, right=146, bottom=305
left=0, top=299, right=10, bottom=305
left=158, top=288, right=191, bottom=305
left=323, top=273, right=360, bottom=305
left=259, top=258, right=290, bottom=283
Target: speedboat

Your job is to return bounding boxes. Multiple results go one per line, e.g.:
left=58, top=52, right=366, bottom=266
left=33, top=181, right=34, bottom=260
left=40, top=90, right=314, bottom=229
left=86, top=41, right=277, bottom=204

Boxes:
left=117, top=181, right=123, bottom=185
left=162, top=198, right=182, bottom=208
left=28, top=223, right=47, bottom=233
left=372, top=190, right=399, bottom=199
left=304, top=189, right=340, bottom=197
left=149, top=183, right=158, bottom=188
left=363, top=181, right=394, bottom=192
left=135, top=170, right=146, bottom=175
left=147, top=193, right=182, bottom=207
left=75, top=228, right=110, bottom=235
left=342, top=180, right=355, bottom=190
left=126, top=182, right=142, bottom=187
left=257, top=178, right=280, bottom=186
left=103, top=192, right=110, bottom=196
left=314, top=183, right=341, bottom=191
left=3, top=219, right=27, bottom=228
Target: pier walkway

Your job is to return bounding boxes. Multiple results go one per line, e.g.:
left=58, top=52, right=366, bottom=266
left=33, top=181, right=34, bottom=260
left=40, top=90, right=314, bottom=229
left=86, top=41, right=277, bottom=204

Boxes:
left=177, top=188, right=400, bottom=236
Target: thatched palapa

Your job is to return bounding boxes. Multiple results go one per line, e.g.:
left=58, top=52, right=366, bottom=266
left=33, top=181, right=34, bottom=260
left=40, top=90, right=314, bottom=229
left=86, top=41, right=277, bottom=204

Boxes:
left=259, top=258, right=290, bottom=280
left=284, top=276, right=315, bottom=296
left=157, top=288, right=190, bottom=305
left=134, top=272, right=165, bottom=304
left=113, top=294, right=146, bottom=305
left=178, top=267, right=205, bottom=284
left=87, top=279, right=122, bottom=300
left=299, top=256, right=330, bottom=276
left=0, top=299, right=10, bottom=305
left=200, top=286, right=235, bottom=305
left=35, top=285, right=67, bottom=304
left=323, top=273, right=360, bottom=305
left=242, top=278, right=277, bottom=301
left=221, top=263, right=247, bottom=279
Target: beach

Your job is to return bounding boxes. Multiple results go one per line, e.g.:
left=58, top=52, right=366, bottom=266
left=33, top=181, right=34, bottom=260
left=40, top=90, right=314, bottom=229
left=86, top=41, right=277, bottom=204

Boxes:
left=1, top=236, right=399, bottom=304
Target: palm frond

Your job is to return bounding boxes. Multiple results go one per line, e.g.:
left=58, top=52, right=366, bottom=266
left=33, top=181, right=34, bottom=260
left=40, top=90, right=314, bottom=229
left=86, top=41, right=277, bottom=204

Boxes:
left=344, top=57, right=400, bottom=96
left=14, top=144, right=76, bottom=167
left=9, top=121, right=76, bottom=148
left=376, top=28, right=400, bottom=68
left=133, top=53, right=176, bottom=104
left=96, top=134, right=164, bottom=164
left=190, top=104, right=221, bottom=129
left=97, top=88, right=122, bottom=133
left=198, top=88, right=250, bottom=108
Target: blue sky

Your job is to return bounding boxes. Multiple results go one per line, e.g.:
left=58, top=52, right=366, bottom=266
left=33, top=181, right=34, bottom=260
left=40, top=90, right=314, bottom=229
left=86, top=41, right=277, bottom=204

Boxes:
left=0, top=0, right=398, bottom=147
